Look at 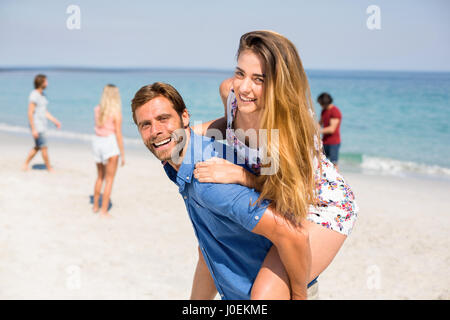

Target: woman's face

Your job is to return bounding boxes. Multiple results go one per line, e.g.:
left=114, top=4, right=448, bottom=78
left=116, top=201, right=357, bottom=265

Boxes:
left=233, top=50, right=265, bottom=114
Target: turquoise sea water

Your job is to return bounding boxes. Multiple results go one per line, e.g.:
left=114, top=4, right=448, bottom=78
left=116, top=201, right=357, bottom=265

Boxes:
left=0, top=68, right=449, bottom=178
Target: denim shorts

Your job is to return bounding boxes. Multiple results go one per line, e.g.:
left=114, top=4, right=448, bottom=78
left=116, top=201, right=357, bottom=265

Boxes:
left=34, top=132, right=47, bottom=148
left=323, top=143, right=340, bottom=164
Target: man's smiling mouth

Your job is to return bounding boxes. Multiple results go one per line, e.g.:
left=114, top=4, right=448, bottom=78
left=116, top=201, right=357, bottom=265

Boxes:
left=153, top=137, right=172, bottom=148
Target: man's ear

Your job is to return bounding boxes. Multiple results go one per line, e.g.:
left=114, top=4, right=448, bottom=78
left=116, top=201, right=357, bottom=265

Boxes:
left=181, top=109, right=190, bottom=128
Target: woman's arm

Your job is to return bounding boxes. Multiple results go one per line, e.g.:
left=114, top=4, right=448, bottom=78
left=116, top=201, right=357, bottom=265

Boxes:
left=191, top=77, right=233, bottom=138
left=190, top=246, right=218, bottom=300
left=191, top=117, right=227, bottom=139
left=115, top=113, right=125, bottom=166
left=194, top=157, right=259, bottom=190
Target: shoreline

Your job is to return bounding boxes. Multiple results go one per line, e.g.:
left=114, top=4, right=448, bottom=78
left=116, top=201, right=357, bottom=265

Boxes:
left=0, top=130, right=449, bottom=299
left=2, top=124, right=449, bottom=183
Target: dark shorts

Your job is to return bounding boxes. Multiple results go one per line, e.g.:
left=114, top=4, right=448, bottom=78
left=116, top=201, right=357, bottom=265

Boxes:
left=323, top=143, right=340, bottom=164
left=34, top=132, right=47, bottom=149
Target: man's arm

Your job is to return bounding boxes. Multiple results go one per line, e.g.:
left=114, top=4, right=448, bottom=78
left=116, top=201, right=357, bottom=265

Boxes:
left=252, top=208, right=311, bottom=300
left=28, top=102, right=38, bottom=138
left=320, top=117, right=339, bottom=135
left=46, top=111, right=61, bottom=129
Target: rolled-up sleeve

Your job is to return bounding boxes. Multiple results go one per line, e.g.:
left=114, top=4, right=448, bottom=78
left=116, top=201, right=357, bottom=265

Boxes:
left=197, top=182, right=270, bottom=232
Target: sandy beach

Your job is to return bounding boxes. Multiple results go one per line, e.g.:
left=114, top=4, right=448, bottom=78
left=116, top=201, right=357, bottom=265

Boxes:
left=0, top=131, right=449, bottom=300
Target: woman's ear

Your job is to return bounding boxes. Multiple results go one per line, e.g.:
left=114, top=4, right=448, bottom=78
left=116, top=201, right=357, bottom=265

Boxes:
left=181, top=109, right=190, bottom=128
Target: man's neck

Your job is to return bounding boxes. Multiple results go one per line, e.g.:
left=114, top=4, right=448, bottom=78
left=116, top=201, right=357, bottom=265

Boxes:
left=167, top=127, right=191, bottom=172
left=37, top=88, right=44, bottom=94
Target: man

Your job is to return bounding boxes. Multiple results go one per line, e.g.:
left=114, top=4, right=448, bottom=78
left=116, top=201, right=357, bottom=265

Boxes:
left=318, top=92, right=342, bottom=170
left=22, top=74, right=61, bottom=172
left=131, top=82, right=312, bottom=300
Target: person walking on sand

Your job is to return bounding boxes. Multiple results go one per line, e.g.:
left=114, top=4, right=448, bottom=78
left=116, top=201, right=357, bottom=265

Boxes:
left=23, top=74, right=61, bottom=172
left=92, top=84, right=125, bottom=217
left=318, top=92, right=342, bottom=170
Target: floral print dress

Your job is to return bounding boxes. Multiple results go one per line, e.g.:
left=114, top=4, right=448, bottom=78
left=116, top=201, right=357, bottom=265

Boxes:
left=225, top=90, right=358, bottom=235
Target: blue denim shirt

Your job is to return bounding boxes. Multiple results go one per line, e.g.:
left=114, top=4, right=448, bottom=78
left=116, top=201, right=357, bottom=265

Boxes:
left=163, top=129, right=272, bottom=300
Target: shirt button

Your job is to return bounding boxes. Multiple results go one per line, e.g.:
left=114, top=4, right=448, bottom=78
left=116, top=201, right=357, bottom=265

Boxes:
left=183, top=196, right=187, bottom=200
left=255, top=216, right=259, bottom=220
left=186, top=176, right=190, bottom=180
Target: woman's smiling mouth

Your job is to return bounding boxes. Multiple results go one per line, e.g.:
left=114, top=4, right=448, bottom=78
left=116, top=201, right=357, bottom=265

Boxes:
left=239, top=94, right=257, bottom=103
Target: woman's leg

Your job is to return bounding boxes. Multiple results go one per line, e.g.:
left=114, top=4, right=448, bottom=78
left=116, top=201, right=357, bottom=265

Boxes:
left=251, top=220, right=346, bottom=299
left=99, top=155, right=119, bottom=216
left=22, top=147, right=39, bottom=171
left=93, top=162, right=105, bottom=212
left=190, top=246, right=218, bottom=300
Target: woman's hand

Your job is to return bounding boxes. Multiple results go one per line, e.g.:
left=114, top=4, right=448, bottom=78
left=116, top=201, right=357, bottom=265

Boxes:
left=194, top=157, right=246, bottom=185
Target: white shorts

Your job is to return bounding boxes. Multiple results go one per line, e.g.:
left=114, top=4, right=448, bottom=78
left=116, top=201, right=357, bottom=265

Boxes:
left=92, top=134, right=120, bottom=164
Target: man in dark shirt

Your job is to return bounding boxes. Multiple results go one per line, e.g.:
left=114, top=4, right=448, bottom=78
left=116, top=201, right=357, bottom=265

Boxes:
left=318, top=92, right=342, bottom=170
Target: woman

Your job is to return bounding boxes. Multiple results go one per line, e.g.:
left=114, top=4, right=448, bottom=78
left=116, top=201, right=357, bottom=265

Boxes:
left=92, top=84, right=125, bottom=217
left=192, top=31, right=358, bottom=299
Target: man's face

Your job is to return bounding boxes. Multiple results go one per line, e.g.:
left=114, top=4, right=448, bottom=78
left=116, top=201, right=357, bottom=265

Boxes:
left=135, top=96, right=189, bottom=162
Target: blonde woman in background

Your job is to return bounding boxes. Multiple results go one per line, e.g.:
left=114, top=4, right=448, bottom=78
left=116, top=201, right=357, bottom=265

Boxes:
left=92, top=84, right=125, bottom=217
left=192, top=31, right=358, bottom=299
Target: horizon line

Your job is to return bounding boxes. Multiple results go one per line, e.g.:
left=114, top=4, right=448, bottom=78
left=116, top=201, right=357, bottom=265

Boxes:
left=0, top=65, right=449, bottom=74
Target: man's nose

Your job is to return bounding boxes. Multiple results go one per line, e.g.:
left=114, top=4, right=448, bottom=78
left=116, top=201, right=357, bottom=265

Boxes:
left=149, top=122, right=164, bottom=138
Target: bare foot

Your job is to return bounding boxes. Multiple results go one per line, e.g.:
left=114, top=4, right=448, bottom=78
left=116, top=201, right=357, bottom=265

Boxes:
left=47, top=167, right=55, bottom=173
left=92, top=206, right=99, bottom=213
left=22, top=164, right=29, bottom=171
left=99, top=212, right=112, bottom=218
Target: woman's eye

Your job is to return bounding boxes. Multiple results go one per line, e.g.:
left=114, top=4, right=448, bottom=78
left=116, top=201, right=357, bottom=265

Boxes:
left=255, top=78, right=264, bottom=83
left=235, top=71, right=244, bottom=78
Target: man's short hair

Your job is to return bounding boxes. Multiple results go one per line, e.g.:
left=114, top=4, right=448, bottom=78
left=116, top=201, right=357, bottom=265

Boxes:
left=34, top=74, right=47, bottom=89
left=131, top=82, right=186, bottom=125
left=317, top=92, right=333, bottom=107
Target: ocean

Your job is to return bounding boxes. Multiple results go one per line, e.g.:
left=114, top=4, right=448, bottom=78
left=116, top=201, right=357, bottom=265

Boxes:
left=1, top=68, right=449, bottom=180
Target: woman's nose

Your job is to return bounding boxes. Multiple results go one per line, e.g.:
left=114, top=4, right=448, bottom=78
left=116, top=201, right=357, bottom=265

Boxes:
left=239, top=77, right=252, bottom=94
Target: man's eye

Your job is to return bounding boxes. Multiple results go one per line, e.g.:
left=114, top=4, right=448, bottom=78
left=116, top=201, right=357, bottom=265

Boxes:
left=235, top=71, right=244, bottom=78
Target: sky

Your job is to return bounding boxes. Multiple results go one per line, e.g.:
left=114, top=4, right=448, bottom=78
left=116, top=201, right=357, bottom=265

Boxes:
left=1, top=0, right=449, bottom=71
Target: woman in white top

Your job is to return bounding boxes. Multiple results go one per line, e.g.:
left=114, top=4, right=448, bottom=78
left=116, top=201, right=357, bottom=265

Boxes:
left=92, top=84, right=125, bottom=217
left=192, top=31, right=358, bottom=299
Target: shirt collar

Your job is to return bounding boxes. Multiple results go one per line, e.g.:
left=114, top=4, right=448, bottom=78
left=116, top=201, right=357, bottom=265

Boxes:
left=163, top=128, right=213, bottom=189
